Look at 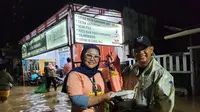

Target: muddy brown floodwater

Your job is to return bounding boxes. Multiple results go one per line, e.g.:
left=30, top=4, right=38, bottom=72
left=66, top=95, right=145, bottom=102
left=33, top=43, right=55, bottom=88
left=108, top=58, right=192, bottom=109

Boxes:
left=0, top=86, right=71, bottom=112
left=0, top=86, right=200, bottom=112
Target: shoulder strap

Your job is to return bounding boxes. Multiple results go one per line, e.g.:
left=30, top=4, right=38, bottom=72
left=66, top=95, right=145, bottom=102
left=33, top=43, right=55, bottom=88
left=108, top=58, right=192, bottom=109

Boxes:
left=89, top=77, right=98, bottom=96
left=89, top=71, right=105, bottom=96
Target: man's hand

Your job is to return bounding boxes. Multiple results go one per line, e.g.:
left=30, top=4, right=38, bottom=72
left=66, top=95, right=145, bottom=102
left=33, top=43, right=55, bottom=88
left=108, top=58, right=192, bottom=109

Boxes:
left=105, top=53, right=115, bottom=70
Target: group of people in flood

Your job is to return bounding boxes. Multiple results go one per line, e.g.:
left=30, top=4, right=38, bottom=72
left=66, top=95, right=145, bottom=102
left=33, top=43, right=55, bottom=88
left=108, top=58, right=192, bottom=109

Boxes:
left=65, top=36, right=175, bottom=112
left=0, top=36, right=175, bottom=112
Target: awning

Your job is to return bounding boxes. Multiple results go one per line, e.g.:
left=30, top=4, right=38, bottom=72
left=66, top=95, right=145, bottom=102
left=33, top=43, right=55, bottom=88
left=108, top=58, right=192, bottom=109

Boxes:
left=164, top=28, right=200, bottom=40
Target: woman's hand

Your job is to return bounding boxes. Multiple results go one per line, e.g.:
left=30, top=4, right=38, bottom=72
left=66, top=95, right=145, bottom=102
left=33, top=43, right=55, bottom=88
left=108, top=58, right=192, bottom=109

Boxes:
left=103, top=91, right=114, bottom=101
left=87, top=92, right=114, bottom=107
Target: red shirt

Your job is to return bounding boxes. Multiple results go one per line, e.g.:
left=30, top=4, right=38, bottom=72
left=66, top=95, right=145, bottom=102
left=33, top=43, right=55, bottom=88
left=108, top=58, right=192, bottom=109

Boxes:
left=63, top=62, right=72, bottom=75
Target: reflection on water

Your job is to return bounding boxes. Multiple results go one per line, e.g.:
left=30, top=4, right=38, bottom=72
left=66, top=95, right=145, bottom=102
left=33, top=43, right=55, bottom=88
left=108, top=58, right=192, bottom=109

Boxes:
left=0, top=86, right=71, bottom=112
left=25, top=93, right=51, bottom=112
left=173, top=96, right=200, bottom=112
left=1, top=86, right=200, bottom=112
left=54, top=92, right=71, bottom=112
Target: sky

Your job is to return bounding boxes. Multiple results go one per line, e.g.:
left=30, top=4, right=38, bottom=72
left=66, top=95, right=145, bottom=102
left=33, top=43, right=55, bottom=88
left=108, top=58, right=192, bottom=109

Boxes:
left=0, top=0, right=200, bottom=51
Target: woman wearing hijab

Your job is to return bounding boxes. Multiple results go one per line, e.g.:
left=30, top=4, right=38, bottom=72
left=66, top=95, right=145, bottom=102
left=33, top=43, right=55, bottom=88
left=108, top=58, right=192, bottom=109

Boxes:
left=67, top=44, right=122, bottom=112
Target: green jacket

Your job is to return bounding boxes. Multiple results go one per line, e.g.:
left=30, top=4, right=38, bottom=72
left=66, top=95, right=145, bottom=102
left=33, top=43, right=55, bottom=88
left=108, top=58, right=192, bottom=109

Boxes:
left=122, top=58, right=175, bottom=112
left=0, top=70, right=13, bottom=91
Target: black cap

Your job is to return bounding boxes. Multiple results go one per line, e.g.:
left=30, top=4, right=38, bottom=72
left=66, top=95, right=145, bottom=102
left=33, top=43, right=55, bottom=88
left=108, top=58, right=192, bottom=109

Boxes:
left=133, top=36, right=151, bottom=49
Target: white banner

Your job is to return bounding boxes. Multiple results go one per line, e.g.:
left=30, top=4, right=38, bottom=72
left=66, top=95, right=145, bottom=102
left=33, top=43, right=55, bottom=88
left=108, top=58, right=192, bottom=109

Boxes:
left=58, top=47, right=70, bottom=68
left=46, top=19, right=68, bottom=50
left=74, top=14, right=123, bottom=46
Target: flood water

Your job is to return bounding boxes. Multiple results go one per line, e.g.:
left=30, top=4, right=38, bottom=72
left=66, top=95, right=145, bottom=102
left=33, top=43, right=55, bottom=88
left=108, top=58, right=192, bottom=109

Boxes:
left=0, top=86, right=71, bottom=112
left=0, top=86, right=200, bottom=112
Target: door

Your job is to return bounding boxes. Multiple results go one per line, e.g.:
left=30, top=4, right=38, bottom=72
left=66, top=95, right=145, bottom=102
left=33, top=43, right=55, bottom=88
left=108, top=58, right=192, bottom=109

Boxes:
left=192, top=48, right=200, bottom=96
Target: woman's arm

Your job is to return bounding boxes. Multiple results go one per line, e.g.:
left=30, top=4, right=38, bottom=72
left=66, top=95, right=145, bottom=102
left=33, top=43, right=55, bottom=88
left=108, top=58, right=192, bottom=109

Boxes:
left=70, top=92, right=113, bottom=109
left=67, top=72, right=112, bottom=109
left=88, top=92, right=113, bottom=107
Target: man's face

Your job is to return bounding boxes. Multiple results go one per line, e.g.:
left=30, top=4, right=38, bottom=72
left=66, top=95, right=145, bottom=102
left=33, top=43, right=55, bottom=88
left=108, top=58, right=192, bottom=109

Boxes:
left=48, top=63, right=52, bottom=66
left=133, top=44, right=154, bottom=68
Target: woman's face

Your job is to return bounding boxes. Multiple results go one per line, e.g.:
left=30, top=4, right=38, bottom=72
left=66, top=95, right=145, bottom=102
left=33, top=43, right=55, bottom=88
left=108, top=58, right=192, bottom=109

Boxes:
left=84, top=48, right=100, bottom=69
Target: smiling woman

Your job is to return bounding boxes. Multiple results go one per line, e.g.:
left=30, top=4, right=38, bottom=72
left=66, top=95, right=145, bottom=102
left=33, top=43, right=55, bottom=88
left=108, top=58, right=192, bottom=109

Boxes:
left=66, top=44, right=122, bottom=112
left=84, top=50, right=100, bottom=69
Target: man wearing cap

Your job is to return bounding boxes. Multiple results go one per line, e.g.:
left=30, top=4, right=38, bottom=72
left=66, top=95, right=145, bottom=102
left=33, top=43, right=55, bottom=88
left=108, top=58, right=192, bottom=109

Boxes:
left=122, top=36, right=175, bottom=112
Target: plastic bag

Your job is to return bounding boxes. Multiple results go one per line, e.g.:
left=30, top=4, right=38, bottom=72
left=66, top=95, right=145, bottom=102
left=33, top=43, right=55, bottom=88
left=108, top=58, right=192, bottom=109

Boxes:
left=110, top=97, right=151, bottom=112
left=34, top=80, right=48, bottom=93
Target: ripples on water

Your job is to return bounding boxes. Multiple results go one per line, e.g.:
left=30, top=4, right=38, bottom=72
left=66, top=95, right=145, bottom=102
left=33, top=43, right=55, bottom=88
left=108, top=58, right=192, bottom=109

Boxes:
left=0, top=87, right=72, bottom=112
left=24, top=93, right=51, bottom=112
left=2, top=87, right=200, bottom=112
left=54, top=92, right=71, bottom=112
left=22, top=91, right=72, bottom=112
